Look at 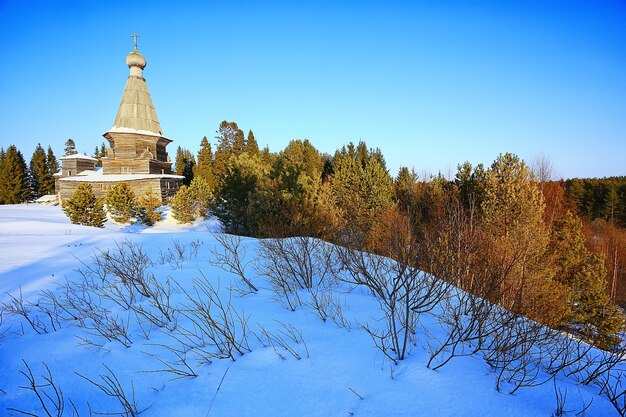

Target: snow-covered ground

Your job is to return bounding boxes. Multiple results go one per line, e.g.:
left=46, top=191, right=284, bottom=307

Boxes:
left=0, top=204, right=620, bottom=416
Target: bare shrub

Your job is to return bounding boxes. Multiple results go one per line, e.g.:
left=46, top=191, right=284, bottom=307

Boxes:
left=255, top=321, right=309, bottom=360
left=77, top=364, right=151, bottom=417
left=210, top=233, right=258, bottom=293
left=142, top=340, right=198, bottom=380
left=95, top=240, right=153, bottom=299
left=158, top=238, right=203, bottom=270
left=256, top=236, right=337, bottom=311
left=337, top=244, right=449, bottom=363
left=7, top=360, right=80, bottom=417
left=2, top=288, right=55, bottom=335
left=175, top=273, right=251, bottom=362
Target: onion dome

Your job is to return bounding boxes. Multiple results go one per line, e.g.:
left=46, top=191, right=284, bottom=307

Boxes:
left=126, top=50, right=146, bottom=69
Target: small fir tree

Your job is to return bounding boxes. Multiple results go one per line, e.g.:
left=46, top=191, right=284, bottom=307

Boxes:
left=189, top=176, right=213, bottom=218
left=64, top=139, right=77, bottom=156
left=137, top=188, right=162, bottom=226
left=170, top=185, right=195, bottom=224
left=105, top=182, right=137, bottom=223
left=62, top=183, right=106, bottom=227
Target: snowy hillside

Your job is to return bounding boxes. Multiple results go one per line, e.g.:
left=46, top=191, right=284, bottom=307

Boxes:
left=0, top=205, right=622, bottom=416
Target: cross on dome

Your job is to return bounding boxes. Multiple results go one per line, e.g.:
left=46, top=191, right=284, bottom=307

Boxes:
left=131, top=33, right=140, bottom=50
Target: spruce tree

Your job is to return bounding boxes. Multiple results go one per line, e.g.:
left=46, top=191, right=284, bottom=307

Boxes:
left=43, top=146, right=59, bottom=195
left=62, top=183, right=106, bottom=227
left=246, top=130, right=259, bottom=156
left=331, top=141, right=393, bottom=235
left=29, top=144, right=48, bottom=198
left=0, top=145, right=31, bottom=203
left=64, top=139, right=77, bottom=156
left=93, top=146, right=102, bottom=167
left=174, top=146, right=195, bottom=186
left=170, top=185, right=195, bottom=224
left=105, top=182, right=137, bottom=223
left=137, top=188, right=162, bottom=226
left=195, top=136, right=214, bottom=190
left=100, top=142, right=107, bottom=159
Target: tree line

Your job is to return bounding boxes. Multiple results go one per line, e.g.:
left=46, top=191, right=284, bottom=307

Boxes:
left=4, top=122, right=625, bottom=349
left=164, top=121, right=625, bottom=350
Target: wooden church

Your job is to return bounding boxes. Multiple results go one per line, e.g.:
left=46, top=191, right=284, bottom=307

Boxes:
left=56, top=36, right=183, bottom=202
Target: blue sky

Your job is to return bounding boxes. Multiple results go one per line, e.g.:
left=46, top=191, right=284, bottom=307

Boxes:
left=0, top=0, right=624, bottom=179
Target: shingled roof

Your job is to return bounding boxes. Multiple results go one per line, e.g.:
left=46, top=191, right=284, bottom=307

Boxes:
left=108, top=47, right=163, bottom=136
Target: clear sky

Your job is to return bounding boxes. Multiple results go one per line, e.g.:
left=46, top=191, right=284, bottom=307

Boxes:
left=0, top=0, right=624, bottom=179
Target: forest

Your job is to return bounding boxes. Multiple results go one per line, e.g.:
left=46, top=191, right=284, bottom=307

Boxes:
left=1, top=121, right=625, bottom=351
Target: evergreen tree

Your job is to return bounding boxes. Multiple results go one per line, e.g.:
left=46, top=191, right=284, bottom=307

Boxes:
left=604, top=187, right=620, bottom=225
left=174, top=146, right=195, bottom=186
left=189, top=177, right=213, bottom=218
left=29, top=144, right=48, bottom=198
left=550, top=211, right=625, bottom=347
left=100, top=142, right=107, bottom=159
left=195, top=136, right=215, bottom=190
left=62, top=183, right=106, bottom=227
left=480, top=153, right=569, bottom=327
left=64, top=138, right=77, bottom=156
left=93, top=146, right=102, bottom=167
left=331, top=141, right=393, bottom=236
left=105, top=182, right=137, bottom=223
left=212, top=152, right=270, bottom=235
left=170, top=185, right=195, bottom=224
left=0, top=145, right=31, bottom=203
left=43, top=146, right=59, bottom=195
left=454, top=161, right=486, bottom=210
left=246, top=130, right=259, bottom=156
left=137, top=188, right=162, bottom=226
left=214, top=121, right=246, bottom=180
left=0, top=148, right=5, bottom=204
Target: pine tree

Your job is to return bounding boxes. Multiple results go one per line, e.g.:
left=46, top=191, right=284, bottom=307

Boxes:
left=100, top=142, right=107, bottom=159
left=0, top=145, right=31, bottom=204
left=105, top=182, right=137, bottom=223
left=189, top=177, right=212, bottom=218
left=604, top=187, right=620, bottom=225
left=43, top=146, right=59, bottom=195
left=480, top=153, right=569, bottom=327
left=195, top=136, right=214, bottom=191
left=137, top=188, right=162, bottom=226
left=550, top=211, right=625, bottom=347
left=212, top=152, right=270, bottom=234
left=62, top=183, right=106, bottom=227
left=64, top=139, right=77, bottom=156
left=170, top=185, right=195, bottom=224
left=214, top=121, right=246, bottom=181
left=29, top=144, right=48, bottom=198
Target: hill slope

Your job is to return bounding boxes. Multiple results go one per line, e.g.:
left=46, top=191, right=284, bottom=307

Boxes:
left=0, top=205, right=620, bottom=416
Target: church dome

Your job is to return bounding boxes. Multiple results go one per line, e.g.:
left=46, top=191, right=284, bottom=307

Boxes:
left=126, top=50, right=146, bottom=69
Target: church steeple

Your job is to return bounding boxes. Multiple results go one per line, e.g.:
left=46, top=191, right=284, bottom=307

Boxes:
left=102, top=36, right=174, bottom=176
left=108, top=35, right=162, bottom=136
